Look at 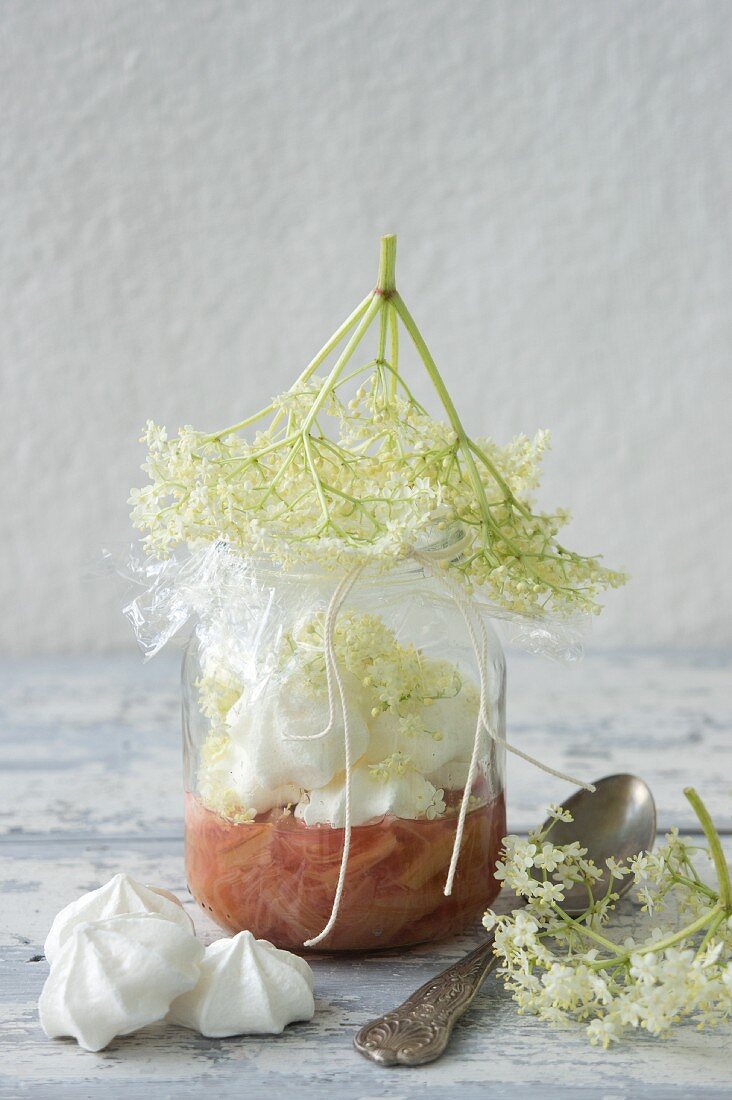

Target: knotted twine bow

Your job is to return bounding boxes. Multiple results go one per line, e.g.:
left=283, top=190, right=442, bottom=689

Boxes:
left=284, top=541, right=595, bottom=949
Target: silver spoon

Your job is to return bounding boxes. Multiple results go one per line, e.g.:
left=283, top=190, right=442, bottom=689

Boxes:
left=354, top=773, right=656, bottom=1067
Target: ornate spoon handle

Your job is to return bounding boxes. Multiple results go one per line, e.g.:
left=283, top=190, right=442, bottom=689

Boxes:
left=353, top=936, right=498, bottom=1066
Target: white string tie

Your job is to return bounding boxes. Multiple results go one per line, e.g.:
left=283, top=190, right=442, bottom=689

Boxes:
left=296, top=549, right=594, bottom=946
left=282, top=565, right=363, bottom=744
left=300, top=563, right=365, bottom=947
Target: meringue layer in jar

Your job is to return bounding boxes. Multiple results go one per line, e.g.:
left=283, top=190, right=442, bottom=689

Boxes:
left=182, top=566, right=506, bottom=952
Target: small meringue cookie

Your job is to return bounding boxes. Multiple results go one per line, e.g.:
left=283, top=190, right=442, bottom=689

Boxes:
left=39, top=914, right=204, bottom=1051
left=227, top=670, right=370, bottom=791
left=295, top=766, right=446, bottom=827
left=167, top=930, right=314, bottom=1037
left=44, top=873, right=193, bottom=963
left=199, top=736, right=301, bottom=815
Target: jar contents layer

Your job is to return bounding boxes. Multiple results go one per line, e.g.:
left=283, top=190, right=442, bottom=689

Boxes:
left=185, top=789, right=506, bottom=951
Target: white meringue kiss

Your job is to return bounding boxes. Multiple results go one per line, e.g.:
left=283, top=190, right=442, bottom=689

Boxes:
left=39, top=914, right=204, bottom=1051
left=168, top=930, right=314, bottom=1037
left=44, top=873, right=193, bottom=963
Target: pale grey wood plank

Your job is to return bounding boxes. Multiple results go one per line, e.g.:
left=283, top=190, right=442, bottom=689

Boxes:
left=503, top=648, right=732, bottom=832
left=0, top=656, right=182, bottom=840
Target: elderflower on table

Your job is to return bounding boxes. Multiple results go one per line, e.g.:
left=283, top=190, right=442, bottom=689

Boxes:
left=484, top=788, right=732, bottom=1046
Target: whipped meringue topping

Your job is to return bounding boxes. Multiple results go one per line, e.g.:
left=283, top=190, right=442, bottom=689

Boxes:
left=199, top=734, right=301, bottom=817
left=39, top=914, right=204, bottom=1051
left=44, top=873, right=193, bottom=963
left=226, top=669, right=369, bottom=790
left=295, top=765, right=446, bottom=827
left=362, top=685, right=480, bottom=775
left=168, top=930, right=314, bottom=1037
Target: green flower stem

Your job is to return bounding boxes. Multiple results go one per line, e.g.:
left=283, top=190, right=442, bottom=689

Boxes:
left=391, top=285, right=566, bottom=587
left=278, top=291, right=372, bottom=434
left=302, top=294, right=383, bottom=433
left=696, top=909, right=726, bottom=957
left=221, top=432, right=301, bottom=486
left=302, top=434, right=331, bottom=522
left=551, top=905, right=621, bottom=953
left=200, top=401, right=277, bottom=444
left=371, top=361, right=426, bottom=411
left=388, top=301, right=399, bottom=400
left=202, top=294, right=372, bottom=443
left=391, top=291, right=500, bottom=565
left=671, top=873, right=718, bottom=902
left=376, top=233, right=397, bottom=294
left=467, top=440, right=532, bottom=519
left=294, top=294, right=373, bottom=387
left=317, top=438, right=361, bottom=467
left=586, top=905, right=721, bottom=971
left=335, top=358, right=380, bottom=390
left=632, top=905, right=720, bottom=956
left=377, top=303, right=388, bottom=365
left=684, top=787, right=732, bottom=911
left=255, top=438, right=303, bottom=506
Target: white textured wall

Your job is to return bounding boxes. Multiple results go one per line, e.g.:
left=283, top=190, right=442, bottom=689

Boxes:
left=2, top=0, right=730, bottom=655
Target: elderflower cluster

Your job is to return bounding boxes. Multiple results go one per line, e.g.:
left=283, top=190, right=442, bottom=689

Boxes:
left=483, top=793, right=732, bottom=1046
left=368, top=751, right=415, bottom=782
left=130, top=274, right=626, bottom=621
left=284, top=610, right=461, bottom=716
left=196, top=608, right=467, bottom=736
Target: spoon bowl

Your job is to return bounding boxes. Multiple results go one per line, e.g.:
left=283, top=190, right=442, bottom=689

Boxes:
left=541, top=772, right=657, bottom=913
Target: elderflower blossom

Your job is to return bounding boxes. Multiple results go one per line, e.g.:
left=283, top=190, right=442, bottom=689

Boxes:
left=196, top=607, right=467, bottom=737
left=130, top=249, right=626, bottom=621
left=285, top=610, right=462, bottom=717
left=368, top=751, right=415, bottom=782
left=483, top=789, right=732, bottom=1046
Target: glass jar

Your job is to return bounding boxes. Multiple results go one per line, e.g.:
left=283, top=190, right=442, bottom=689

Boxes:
left=182, top=553, right=506, bottom=952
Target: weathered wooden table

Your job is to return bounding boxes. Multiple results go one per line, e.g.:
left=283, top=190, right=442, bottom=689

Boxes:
left=1, top=652, right=730, bottom=1098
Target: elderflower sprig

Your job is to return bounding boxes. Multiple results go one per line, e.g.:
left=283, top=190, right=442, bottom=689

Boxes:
left=130, top=236, right=625, bottom=619
left=484, top=788, right=732, bottom=1046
